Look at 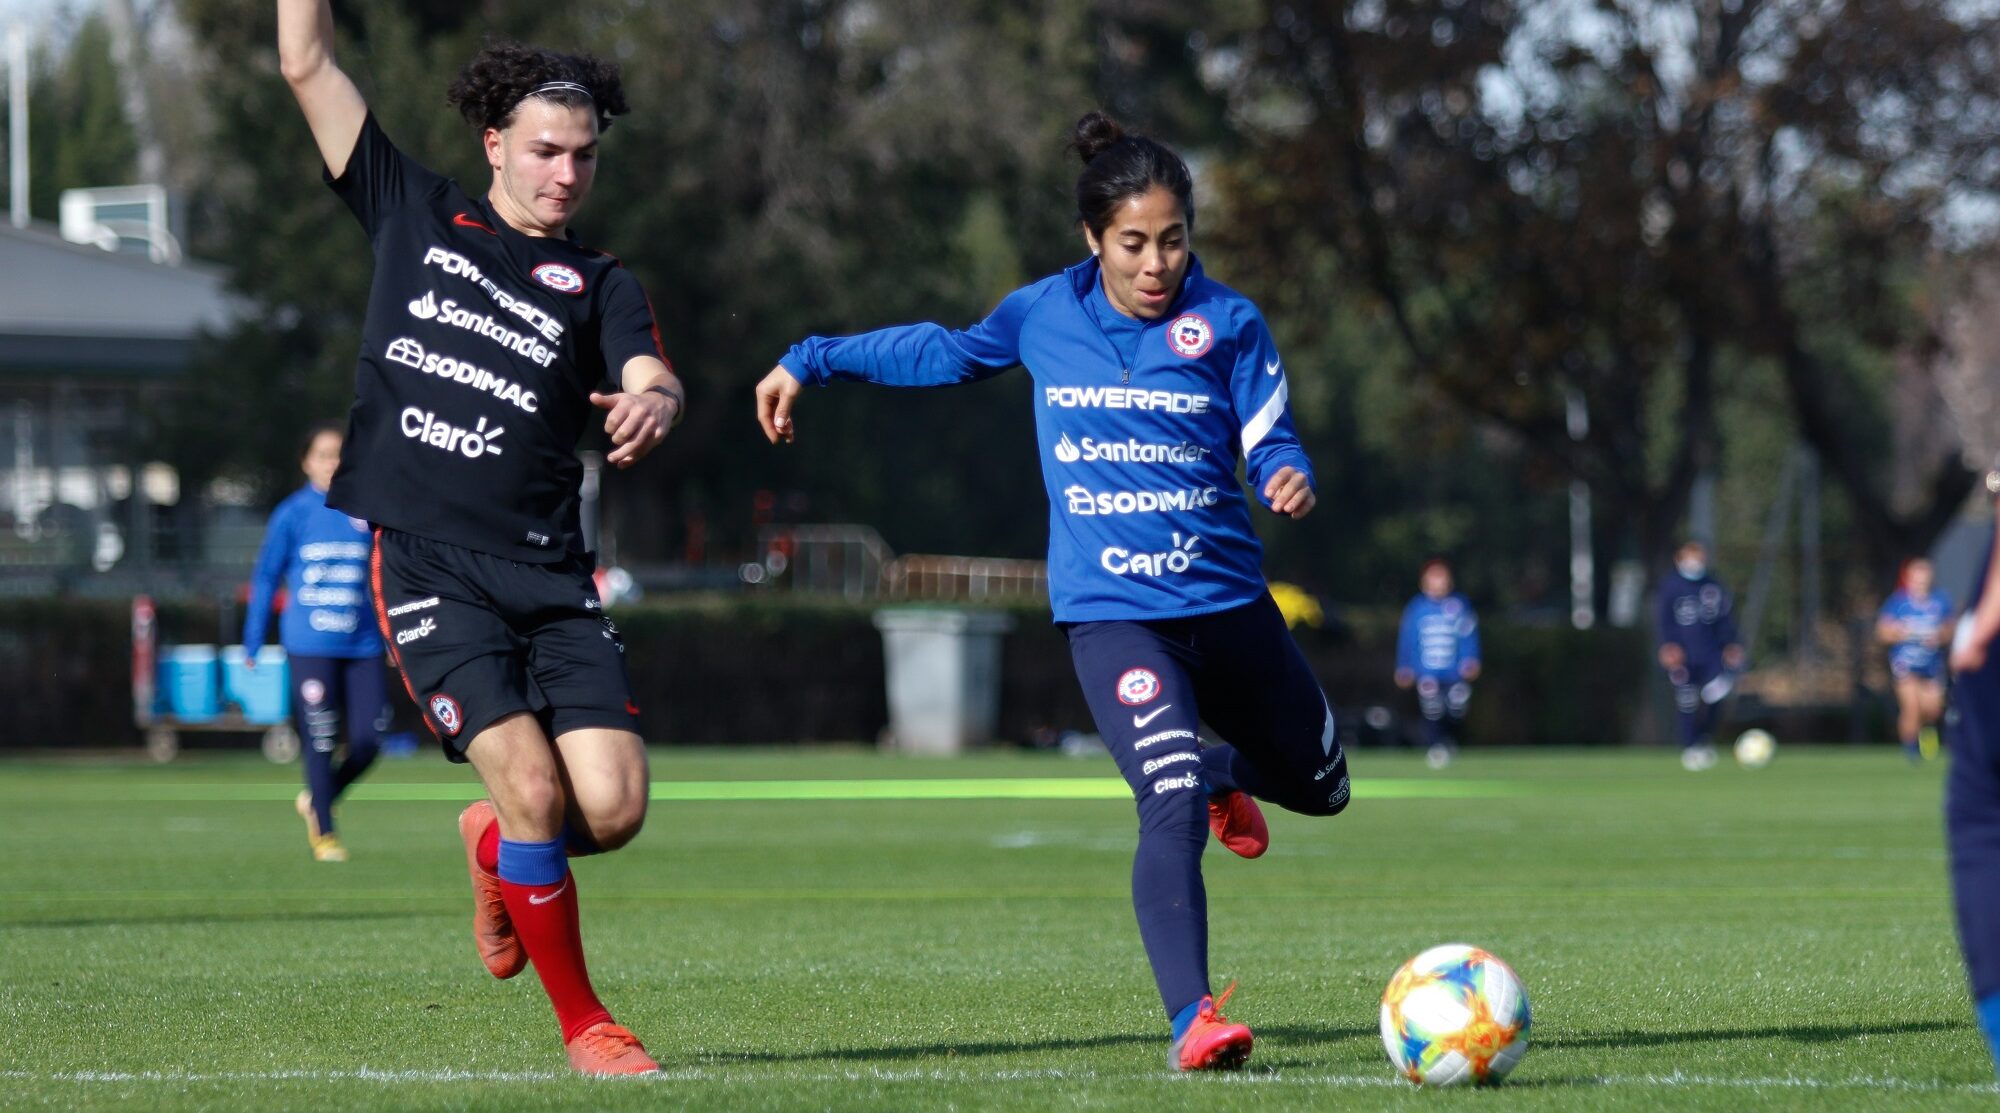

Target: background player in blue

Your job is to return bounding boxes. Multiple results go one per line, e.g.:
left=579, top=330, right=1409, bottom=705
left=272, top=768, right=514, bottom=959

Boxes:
left=243, top=421, right=388, bottom=862
left=1655, top=539, right=1745, bottom=771
left=1949, top=480, right=2000, bottom=1075
left=755, top=111, right=1349, bottom=1072
left=1878, top=557, right=1952, bottom=762
left=1395, top=557, right=1481, bottom=769
left=281, top=0, right=683, bottom=1075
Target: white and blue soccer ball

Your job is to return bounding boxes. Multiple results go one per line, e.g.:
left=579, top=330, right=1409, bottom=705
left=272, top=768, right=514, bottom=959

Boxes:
left=1380, top=943, right=1531, bottom=1086
left=1734, top=728, right=1777, bottom=769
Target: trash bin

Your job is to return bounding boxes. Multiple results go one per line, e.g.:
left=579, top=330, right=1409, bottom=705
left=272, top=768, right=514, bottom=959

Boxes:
left=872, top=608, right=1016, bottom=755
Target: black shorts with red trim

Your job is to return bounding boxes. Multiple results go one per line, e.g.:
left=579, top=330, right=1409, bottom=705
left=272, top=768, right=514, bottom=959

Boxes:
left=370, top=527, right=638, bottom=762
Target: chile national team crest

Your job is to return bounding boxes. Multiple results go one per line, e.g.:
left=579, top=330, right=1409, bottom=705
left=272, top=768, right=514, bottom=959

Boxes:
left=532, top=262, right=585, bottom=294
left=1117, top=668, right=1162, bottom=706
left=428, top=693, right=464, bottom=736
left=1167, top=313, right=1214, bottom=358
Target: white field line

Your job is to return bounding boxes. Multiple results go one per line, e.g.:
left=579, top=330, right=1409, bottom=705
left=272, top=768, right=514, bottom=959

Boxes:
left=3, top=1067, right=1997, bottom=1092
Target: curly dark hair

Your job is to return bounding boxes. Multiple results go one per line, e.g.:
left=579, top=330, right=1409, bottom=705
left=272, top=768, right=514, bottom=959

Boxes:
left=445, top=42, right=629, bottom=134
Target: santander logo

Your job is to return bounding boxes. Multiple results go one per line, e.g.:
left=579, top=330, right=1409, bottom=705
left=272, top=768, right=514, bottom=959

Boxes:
left=1054, top=434, right=1081, bottom=463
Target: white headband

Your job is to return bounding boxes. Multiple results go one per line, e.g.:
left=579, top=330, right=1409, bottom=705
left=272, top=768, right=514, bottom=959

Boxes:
left=528, top=81, right=593, bottom=100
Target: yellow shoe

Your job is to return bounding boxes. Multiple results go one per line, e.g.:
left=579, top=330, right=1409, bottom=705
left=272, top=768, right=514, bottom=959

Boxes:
left=1920, top=726, right=1941, bottom=761
left=310, top=834, right=349, bottom=862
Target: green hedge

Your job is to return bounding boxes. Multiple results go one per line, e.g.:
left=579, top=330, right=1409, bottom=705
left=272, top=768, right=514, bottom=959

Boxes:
left=0, top=594, right=1654, bottom=749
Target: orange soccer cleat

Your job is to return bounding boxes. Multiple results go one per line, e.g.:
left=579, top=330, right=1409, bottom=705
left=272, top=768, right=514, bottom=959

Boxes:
left=565, top=1021, right=660, bottom=1075
left=1207, top=790, right=1269, bottom=859
left=1169, top=982, right=1254, bottom=1071
left=458, top=800, right=526, bottom=979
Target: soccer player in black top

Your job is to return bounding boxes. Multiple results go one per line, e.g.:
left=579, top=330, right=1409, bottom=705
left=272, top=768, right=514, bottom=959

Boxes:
left=279, top=0, right=683, bottom=1074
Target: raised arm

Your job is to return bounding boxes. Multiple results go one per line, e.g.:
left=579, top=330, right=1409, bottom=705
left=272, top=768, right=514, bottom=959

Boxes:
left=277, top=0, right=368, bottom=176
left=756, top=282, right=1041, bottom=444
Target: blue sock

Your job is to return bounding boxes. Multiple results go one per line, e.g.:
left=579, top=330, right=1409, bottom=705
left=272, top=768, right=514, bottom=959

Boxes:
left=1977, top=993, right=2000, bottom=1073
left=496, top=836, right=567, bottom=886
left=1171, top=998, right=1205, bottom=1040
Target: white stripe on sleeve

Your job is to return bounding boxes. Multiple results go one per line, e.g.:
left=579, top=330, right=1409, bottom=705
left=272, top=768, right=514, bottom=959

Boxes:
left=1240, top=376, right=1290, bottom=454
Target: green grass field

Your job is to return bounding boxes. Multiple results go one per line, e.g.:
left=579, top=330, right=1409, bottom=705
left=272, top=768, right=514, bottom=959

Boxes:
left=0, top=745, right=1992, bottom=1110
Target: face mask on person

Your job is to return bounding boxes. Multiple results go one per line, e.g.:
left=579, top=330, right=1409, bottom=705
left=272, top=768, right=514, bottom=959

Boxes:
left=1677, top=559, right=1706, bottom=580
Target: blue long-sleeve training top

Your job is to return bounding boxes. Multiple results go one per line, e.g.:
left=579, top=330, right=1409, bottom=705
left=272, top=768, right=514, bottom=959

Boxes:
left=243, top=485, right=383, bottom=658
left=1656, top=571, right=1740, bottom=670
left=1880, top=588, right=1952, bottom=676
left=1396, top=593, right=1481, bottom=679
left=780, top=256, right=1314, bottom=623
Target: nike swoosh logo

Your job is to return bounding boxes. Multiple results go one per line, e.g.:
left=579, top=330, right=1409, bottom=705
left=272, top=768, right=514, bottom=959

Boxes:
left=1132, top=705, right=1172, bottom=728
left=453, top=212, right=496, bottom=234
left=528, top=880, right=569, bottom=905
left=1265, top=360, right=1281, bottom=376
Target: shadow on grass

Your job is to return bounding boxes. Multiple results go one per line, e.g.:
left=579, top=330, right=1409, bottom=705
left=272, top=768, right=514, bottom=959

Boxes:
left=699, top=1023, right=1379, bottom=1065
left=1545, top=1017, right=1969, bottom=1050
left=0, top=908, right=449, bottom=931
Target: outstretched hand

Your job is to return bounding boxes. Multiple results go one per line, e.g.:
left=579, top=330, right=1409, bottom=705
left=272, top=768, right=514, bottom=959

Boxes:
left=756, top=366, right=801, bottom=444
left=1263, top=466, right=1315, bottom=520
left=589, top=390, right=674, bottom=468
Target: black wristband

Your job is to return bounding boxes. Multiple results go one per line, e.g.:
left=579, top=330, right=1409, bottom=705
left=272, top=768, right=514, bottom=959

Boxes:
left=645, top=383, right=685, bottom=427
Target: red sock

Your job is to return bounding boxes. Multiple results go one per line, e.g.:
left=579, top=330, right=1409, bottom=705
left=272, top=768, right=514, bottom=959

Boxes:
left=477, top=821, right=500, bottom=875
left=500, top=873, right=613, bottom=1042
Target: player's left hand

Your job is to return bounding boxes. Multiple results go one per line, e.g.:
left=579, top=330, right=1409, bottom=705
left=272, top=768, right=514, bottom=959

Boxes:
left=590, top=390, right=675, bottom=468
left=1264, top=467, right=1315, bottom=520
left=1723, top=644, right=1747, bottom=671
left=1461, top=661, right=1482, bottom=682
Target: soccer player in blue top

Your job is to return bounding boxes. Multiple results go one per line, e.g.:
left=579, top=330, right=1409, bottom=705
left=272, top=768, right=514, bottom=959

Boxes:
left=243, top=421, right=388, bottom=862
left=755, top=111, right=1349, bottom=1072
left=1656, top=539, right=1745, bottom=771
left=1878, top=557, right=1952, bottom=762
left=1950, top=477, right=2000, bottom=1076
left=1395, top=557, right=1481, bottom=769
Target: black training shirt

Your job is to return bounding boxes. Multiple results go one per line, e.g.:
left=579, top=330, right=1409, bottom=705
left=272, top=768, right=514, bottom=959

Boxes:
left=323, top=114, right=665, bottom=562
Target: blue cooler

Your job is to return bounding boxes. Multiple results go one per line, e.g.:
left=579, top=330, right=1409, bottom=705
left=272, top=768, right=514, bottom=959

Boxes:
left=160, top=644, right=220, bottom=721
left=222, top=645, right=289, bottom=723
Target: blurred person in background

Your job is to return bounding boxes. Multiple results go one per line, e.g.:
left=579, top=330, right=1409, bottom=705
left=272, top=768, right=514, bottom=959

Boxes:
left=757, top=110, right=1348, bottom=1073
left=1878, top=557, right=1952, bottom=762
left=1949, top=475, right=2000, bottom=1075
left=244, top=420, right=387, bottom=862
left=280, top=0, right=684, bottom=1074
left=1394, top=557, right=1481, bottom=769
left=1656, top=539, right=1745, bottom=771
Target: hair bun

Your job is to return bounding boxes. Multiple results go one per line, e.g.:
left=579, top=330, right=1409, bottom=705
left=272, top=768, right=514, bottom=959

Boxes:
left=1071, top=111, right=1125, bottom=165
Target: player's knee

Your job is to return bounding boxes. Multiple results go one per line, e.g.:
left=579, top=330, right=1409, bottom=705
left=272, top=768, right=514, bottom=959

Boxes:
left=1134, top=757, right=1207, bottom=834
left=590, top=796, right=647, bottom=851
left=1292, top=766, right=1351, bottom=817
left=499, top=771, right=567, bottom=838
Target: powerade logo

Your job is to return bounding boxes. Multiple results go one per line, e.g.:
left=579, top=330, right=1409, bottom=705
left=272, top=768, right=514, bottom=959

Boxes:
left=1101, top=533, right=1204, bottom=577
left=1065, top=486, right=1218, bottom=516
left=1043, top=386, right=1209, bottom=413
left=421, top=246, right=566, bottom=341
left=1053, top=434, right=1210, bottom=466
left=408, top=291, right=559, bottom=368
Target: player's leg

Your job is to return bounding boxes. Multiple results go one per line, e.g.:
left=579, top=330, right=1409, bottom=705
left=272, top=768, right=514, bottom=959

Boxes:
left=1896, top=675, right=1924, bottom=760
left=462, top=714, right=651, bottom=1072
left=289, top=656, right=344, bottom=858
left=330, top=654, right=386, bottom=799
left=551, top=727, right=649, bottom=855
left=1414, top=676, right=1448, bottom=757
left=1066, top=620, right=1247, bottom=1068
left=1918, top=675, right=1946, bottom=759
left=1946, top=659, right=2000, bottom=1073
left=1189, top=595, right=1351, bottom=820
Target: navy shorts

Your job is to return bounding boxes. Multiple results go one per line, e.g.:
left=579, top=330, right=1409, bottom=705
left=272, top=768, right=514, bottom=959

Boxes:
left=369, top=528, right=637, bottom=761
left=1066, top=594, right=1349, bottom=817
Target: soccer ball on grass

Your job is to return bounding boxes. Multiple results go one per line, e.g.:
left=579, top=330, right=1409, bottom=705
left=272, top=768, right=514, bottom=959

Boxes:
left=1734, top=728, right=1777, bottom=769
left=1380, top=943, right=1530, bottom=1086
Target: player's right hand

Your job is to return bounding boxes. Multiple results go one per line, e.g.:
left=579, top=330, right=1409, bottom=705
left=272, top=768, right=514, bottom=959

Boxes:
left=1658, top=644, right=1685, bottom=670
left=755, top=366, right=801, bottom=445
